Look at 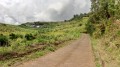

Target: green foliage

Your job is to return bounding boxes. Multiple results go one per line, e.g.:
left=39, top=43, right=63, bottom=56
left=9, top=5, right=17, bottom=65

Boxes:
left=18, top=34, right=23, bottom=38
left=45, top=45, right=56, bottom=52
left=86, top=22, right=95, bottom=36
left=9, top=33, right=23, bottom=40
left=90, top=0, right=120, bottom=66
left=9, top=33, right=17, bottom=40
left=25, top=34, right=35, bottom=40
left=0, top=34, right=9, bottom=46
left=88, top=0, right=120, bottom=36
left=70, top=13, right=88, bottom=21
left=90, top=0, right=120, bottom=23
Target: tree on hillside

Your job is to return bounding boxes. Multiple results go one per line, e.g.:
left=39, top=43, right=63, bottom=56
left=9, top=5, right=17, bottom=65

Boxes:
left=90, top=0, right=120, bottom=22
left=87, top=0, right=120, bottom=35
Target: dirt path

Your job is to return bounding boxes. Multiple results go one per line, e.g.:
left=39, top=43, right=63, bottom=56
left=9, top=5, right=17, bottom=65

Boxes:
left=15, top=34, right=95, bottom=67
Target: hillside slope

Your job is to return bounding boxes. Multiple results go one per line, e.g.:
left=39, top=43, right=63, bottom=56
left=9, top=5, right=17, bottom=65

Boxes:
left=0, top=17, right=88, bottom=67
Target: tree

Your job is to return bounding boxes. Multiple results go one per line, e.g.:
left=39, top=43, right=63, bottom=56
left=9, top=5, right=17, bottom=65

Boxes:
left=90, top=0, right=119, bottom=22
left=87, top=0, right=120, bottom=35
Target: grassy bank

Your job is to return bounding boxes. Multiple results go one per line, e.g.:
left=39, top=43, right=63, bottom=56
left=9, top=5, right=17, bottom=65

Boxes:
left=91, top=21, right=120, bottom=67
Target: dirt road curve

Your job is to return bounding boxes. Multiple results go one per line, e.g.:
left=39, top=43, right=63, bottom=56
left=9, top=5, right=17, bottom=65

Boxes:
left=15, top=34, right=95, bottom=67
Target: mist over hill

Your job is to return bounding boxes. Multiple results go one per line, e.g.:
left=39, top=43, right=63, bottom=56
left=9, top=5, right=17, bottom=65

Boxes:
left=0, top=0, right=91, bottom=25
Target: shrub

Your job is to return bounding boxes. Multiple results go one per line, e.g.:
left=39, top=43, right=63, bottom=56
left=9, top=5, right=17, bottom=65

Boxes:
left=17, top=34, right=23, bottom=38
left=9, top=33, right=18, bottom=40
left=9, top=33, right=23, bottom=40
left=0, top=34, right=9, bottom=46
left=25, top=34, right=35, bottom=40
left=86, top=22, right=95, bottom=36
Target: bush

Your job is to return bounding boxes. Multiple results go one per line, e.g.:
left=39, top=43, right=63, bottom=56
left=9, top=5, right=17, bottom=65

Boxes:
left=9, top=33, right=18, bottom=40
left=25, top=34, right=35, bottom=40
left=0, top=34, right=9, bottom=46
left=9, top=33, right=23, bottom=40
left=17, top=34, right=23, bottom=38
left=86, top=22, right=95, bottom=36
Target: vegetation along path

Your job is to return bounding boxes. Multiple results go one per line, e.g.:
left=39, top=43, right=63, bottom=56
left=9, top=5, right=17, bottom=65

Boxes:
left=15, top=34, right=95, bottom=67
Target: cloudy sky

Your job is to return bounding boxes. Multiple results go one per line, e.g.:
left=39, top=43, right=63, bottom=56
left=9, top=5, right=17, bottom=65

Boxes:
left=0, top=0, right=91, bottom=25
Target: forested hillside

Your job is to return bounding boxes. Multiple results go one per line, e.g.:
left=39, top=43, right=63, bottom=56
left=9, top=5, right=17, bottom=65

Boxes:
left=87, top=0, right=120, bottom=67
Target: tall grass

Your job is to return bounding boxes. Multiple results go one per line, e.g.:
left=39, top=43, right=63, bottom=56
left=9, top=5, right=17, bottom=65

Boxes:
left=91, top=20, right=120, bottom=67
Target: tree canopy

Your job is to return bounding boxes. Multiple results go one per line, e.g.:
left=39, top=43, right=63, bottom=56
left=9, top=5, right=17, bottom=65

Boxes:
left=90, top=0, right=120, bottom=23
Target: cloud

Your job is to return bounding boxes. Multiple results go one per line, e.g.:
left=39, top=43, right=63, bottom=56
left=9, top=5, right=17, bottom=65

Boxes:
left=0, top=0, right=91, bottom=25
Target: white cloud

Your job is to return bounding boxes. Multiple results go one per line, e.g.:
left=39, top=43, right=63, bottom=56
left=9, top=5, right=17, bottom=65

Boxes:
left=0, top=0, right=91, bottom=25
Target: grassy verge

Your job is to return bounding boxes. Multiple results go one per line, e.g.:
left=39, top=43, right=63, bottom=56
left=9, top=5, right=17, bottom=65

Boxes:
left=91, top=38, right=102, bottom=67
left=91, top=22, right=120, bottom=67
